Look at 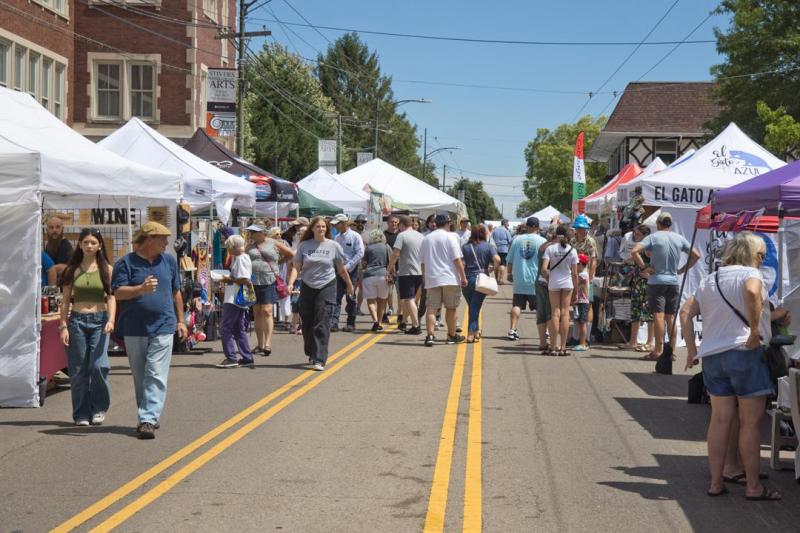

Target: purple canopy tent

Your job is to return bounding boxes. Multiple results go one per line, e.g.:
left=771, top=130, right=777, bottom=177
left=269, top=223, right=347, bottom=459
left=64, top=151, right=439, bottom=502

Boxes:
left=712, top=160, right=800, bottom=299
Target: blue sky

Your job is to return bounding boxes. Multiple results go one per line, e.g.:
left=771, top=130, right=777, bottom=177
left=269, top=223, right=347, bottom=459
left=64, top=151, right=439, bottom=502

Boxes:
left=250, top=0, right=728, bottom=218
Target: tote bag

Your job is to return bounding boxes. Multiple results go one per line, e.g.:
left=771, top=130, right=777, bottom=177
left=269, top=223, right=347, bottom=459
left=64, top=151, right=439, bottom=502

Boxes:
left=471, top=245, right=499, bottom=296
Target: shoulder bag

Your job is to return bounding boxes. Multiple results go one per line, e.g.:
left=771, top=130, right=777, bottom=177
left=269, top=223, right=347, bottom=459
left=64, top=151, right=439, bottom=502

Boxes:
left=258, top=243, right=290, bottom=299
left=715, top=270, right=787, bottom=382
left=547, top=245, right=573, bottom=274
left=471, top=245, right=499, bottom=296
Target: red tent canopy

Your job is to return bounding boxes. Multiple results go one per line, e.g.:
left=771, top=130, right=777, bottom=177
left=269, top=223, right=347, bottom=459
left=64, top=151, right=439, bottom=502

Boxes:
left=576, top=162, right=642, bottom=214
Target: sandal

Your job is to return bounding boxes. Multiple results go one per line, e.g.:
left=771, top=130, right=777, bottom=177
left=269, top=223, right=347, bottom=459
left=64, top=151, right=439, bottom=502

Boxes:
left=745, top=486, right=781, bottom=501
left=724, top=472, right=768, bottom=484
left=639, top=352, right=659, bottom=361
left=557, top=349, right=570, bottom=357
left=634, top=345, right=650, bottom=353
left=707, top=486, right=728, bottom=497
left=541, top=346, right=552, bottom=355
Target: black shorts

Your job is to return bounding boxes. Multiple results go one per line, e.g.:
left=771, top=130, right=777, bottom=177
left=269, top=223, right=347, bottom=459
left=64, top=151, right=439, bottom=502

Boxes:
left=498, top=252, right=508, bottom=266
left=398, top=275, right=423, bottom=300
left=647, top=284, right=680, bottom=315
left=512, top=293, right=536, bottom=311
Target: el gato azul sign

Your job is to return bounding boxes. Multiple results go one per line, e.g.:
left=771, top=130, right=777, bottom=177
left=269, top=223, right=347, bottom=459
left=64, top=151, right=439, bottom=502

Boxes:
left=651, top=185, right=719, bottom=205
left=710, top=145, right=771, bottom=177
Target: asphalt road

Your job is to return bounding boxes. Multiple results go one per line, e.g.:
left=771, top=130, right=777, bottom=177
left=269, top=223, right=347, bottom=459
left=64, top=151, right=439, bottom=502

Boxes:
left=2, top=286, right=800, bottom=532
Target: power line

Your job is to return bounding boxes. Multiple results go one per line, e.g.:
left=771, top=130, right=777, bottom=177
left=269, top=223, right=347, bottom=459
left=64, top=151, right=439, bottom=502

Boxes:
left=636, top=12, right=716, bottom=81
left=247, top=17, right=716, bottom=47
left=572, top=0, right=681, bottom=121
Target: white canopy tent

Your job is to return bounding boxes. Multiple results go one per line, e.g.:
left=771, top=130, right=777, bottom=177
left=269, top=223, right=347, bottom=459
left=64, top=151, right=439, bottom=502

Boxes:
left=99, top=118, right=256, bottom=224
left=525, top=206, right=570, bottom=228
left=297, top=167, right=369, bottom=215
left=338, top=158, right=466, bottom=217
left=0, top=88, right=182, bottom=407
left=587, top=158, right=667, bottom=214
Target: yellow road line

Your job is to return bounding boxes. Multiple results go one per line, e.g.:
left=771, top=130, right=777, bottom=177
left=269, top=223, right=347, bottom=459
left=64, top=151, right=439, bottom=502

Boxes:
left=89, top=328, right=394, bottom=532
left=51, top=332, right=375, bottom=533
left=463, top=321, right=483, bottom=532
left=423, top=310, right=469, bottom=533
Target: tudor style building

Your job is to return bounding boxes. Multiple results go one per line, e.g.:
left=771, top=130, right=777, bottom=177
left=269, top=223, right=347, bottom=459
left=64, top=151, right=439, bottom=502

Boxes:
left=0, top=0, right=235, bottom=143
left=588, top=81, right=721, bottom=175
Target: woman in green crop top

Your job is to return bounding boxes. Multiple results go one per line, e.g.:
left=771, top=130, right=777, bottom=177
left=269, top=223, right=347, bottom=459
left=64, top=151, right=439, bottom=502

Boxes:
left=59, top=228, right=116, bottom=427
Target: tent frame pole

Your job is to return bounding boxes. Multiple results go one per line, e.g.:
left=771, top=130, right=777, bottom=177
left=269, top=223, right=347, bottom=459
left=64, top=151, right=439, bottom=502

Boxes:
left=778, top=203, right=785, bottom=301
left=127, top=195, right=133, bottom=252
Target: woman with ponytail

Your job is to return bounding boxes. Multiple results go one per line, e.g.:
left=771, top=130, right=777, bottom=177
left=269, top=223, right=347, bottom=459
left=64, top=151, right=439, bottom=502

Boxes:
left=59, top=228, right=116, bottom=426
left=541, top=224, right=578, bottom=356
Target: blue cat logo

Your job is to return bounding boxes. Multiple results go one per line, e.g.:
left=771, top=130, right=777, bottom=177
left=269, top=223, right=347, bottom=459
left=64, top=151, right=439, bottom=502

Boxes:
left=729, top=150, right=769, bottom=169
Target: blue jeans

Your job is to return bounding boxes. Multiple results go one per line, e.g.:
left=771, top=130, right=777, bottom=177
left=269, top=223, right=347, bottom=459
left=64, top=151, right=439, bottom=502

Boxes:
left=461, top=276, right=486, bottom=334
left=332, top=267, right=358, bottom=328
left=66, top=312, right=110, bottom=422
left=124, top=334, right=174, bottom=424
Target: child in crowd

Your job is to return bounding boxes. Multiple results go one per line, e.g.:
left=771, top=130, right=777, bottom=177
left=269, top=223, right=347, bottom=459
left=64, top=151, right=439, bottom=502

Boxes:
left=573, top=254, right=591, bottom=352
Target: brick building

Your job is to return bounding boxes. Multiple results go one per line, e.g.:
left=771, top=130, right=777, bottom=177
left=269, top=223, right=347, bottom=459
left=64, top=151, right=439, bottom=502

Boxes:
left=0, top=0, right=235, bottom=143
left=587, top=82, right=722, bottom=175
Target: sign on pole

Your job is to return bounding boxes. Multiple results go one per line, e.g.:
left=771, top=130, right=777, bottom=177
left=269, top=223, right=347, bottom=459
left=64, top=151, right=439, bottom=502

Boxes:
left=318, top=139, right=337, bottom=174
left=571, top=131, right=586, bottom=216
left=205, top=68, right=237, bottom=137
left=357, top=152, right=374, bottom=167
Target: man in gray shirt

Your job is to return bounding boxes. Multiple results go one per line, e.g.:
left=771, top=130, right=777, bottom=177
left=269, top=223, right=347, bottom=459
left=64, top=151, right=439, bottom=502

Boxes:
left=631, top=211, right=700, bottom=360
left=388, top=215, right=424, bottom=335
left=332, top=214, right=364, bottom=332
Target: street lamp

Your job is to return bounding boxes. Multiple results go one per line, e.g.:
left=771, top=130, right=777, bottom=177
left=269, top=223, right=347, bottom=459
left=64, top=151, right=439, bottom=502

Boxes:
left=420, top=130, right=460, bottom=188
left=375, top=98, right=431, bottom=158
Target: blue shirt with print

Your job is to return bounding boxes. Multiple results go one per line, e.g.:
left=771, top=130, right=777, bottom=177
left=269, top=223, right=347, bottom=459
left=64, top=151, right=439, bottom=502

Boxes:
left=112, top=252, right=181, bottom=337
left=507, top=233, right=546, bottom=295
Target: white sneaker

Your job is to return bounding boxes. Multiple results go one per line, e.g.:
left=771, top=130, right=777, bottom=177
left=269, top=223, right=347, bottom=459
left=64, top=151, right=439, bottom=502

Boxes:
left=312, top=362, right=325, bottom=371
left=91, top=412, right=106, bottom=425
left=507, top=329, right=520, bottom=340
left=75, top=419, right=90, bottom=427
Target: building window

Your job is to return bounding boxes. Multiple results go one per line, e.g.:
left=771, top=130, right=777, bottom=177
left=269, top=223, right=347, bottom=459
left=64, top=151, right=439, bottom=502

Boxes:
left=90, top=55, right=160, bottom=122
left=204, top=0, right=218, bottom=21
left=32, top=0, right=68, bottom=17
left=41, top=59, right=52, bottom=109
left=129, top=63, right=154, bottom=118
left=96, top=62, right=122, bottom=118
left=14, top=46, right=25, bottom=91
left=27, top=53, right=39, bottom=99
left=54, top=65, right=64, bottom=119
left=654, top=139, right=678, bottom=164
left=0, top=41, right=8, bottom=88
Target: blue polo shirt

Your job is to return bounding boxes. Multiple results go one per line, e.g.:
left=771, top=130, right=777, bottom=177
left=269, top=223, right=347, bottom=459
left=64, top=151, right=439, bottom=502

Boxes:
left=41, top=252, right=54, bottom=287
left=112, top=252, right=181, bottom=337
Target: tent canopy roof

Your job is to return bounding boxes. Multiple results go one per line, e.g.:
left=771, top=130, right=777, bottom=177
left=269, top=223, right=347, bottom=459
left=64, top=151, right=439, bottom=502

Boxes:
left=712, top=159, right=800, bottom=216
left=298, top=188, right=343, bottom=217
left=182, top=128, right=297, bottom=203
left=99, top=118, right=256, bottom=209
left=338, top=158, right=465, bottom=214
left=298, top=167, right=369, bottom=215
left=0, top=88, right=181, bottom=201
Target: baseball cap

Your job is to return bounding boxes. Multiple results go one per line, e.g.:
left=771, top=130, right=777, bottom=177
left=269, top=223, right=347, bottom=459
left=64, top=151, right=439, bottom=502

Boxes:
left=331, top=214, right=349, bottom=224
left=435, top=213, right=451, bottom=225
left=525, top=216, right=540, bottom=228
left=578, top=253, right=589, bottom=266
left=245, top=224, right=266, bottom=232
left=139, top=221, right=172, bottom=237
left=355, top=214, right=367, bottom=223
left=657, top=212, right=673, bottom=226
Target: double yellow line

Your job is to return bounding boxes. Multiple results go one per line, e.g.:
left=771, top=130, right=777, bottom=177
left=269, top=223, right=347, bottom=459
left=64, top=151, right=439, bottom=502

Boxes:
left=52, top=328, right=393, bottom=532
left=423, top=312, right=483, bottom=533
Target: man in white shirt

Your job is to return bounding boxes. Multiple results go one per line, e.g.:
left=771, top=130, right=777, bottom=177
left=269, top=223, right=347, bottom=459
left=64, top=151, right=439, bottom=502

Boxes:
left=420, top=214, right=467, bottom=346
left=456, top=218, right=471, bottom=246
left=332, top=214, right=364, bottom=332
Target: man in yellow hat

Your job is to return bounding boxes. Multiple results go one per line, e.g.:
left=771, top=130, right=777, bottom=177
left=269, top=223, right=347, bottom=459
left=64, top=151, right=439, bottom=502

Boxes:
left=112, top=221, right=188, bottom=440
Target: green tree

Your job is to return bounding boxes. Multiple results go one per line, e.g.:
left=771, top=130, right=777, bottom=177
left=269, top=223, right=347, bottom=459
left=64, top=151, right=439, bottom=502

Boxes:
left=317, top=33, right=434, bottom=184
left=710, top=0, right=800, bottom=140
left=756, top=100, right=800, bottom=159
left=447, top=178, right=501, bottom=224
left=245, top=43, right=336, bottom=180
left=519, top=116, right=607, bottom=215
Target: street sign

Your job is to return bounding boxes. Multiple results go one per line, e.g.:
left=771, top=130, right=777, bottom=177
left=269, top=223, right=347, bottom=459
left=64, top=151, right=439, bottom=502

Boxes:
left=319, top=139, right=337, bottom=174
left=206, top=69, right=237, bottom=137
left=357, top=152, right=374, bottom=166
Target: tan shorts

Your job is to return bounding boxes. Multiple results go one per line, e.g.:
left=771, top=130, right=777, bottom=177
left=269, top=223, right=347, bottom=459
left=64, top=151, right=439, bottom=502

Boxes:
left=426, top=285, right=461, bottom=310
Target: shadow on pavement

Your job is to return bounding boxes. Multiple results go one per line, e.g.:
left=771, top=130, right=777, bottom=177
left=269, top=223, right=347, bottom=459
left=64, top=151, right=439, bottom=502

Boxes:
left=615, top=397, right=709, bottom=442
left=0, top=420, right=137, bottom=437
left=599, top=454, right=800, bottom=532
left=624, top=372, right=693, bottom=398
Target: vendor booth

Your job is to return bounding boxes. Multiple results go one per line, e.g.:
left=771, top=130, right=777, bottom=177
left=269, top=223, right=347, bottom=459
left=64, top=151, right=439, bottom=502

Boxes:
left=524, top=206, right=570, bottom=229
left=298, top=167, right=370, bottom=216
left=583, top=162, right=646, bottom=215
left=298, top=188, right=344, bottom=218
left=182, top=128, right=298, bottom=218
left=99, top=118, right=256, bottom=224
left=0, top=88, right=182, bottom=407
left=338, top=158, right=466, bottom=217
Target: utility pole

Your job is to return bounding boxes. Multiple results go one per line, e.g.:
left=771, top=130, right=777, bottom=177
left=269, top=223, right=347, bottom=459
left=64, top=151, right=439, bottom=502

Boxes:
left=374, top=99, right=380, bottom=159
left=219, top=0, right=270, bottom=156
left=441, top=164, right=446, bottom=191
left=422, top=127, right=427, bottom=181
left=337, top=114, right=342, bottom=174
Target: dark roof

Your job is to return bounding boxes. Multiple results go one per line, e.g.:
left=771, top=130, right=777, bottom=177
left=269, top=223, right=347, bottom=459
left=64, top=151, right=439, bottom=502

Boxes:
left=602, top=81, right=721, bottom=134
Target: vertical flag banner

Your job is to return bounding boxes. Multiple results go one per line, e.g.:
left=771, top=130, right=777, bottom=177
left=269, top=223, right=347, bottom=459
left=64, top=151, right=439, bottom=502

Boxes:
left=571, top=131, right=585, bottom=216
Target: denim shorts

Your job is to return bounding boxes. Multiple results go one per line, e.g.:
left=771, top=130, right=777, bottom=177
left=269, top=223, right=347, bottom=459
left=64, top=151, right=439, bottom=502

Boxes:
left=701, top=347, right=774, bottom=397
left=575, top=303, right=590, bottom=324
left=254, top=283, right=278, bottom=305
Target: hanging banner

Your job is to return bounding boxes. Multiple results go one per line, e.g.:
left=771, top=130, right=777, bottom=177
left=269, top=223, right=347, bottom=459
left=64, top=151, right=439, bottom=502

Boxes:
left=206, top=68, right=237, bottom=138
left=318, top=139, right=337, bottom=174
left=357, top=152, right=374, bottom=166
left=571, top=131, right=585, bottom=216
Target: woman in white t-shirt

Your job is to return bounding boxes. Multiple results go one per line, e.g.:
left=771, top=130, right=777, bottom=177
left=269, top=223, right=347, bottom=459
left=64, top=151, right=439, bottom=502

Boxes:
left=681, top=232, right=780, bottom=501
left=541, top=225, right=578, bottom=356
left=217, top=234, right=255, bottom=369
